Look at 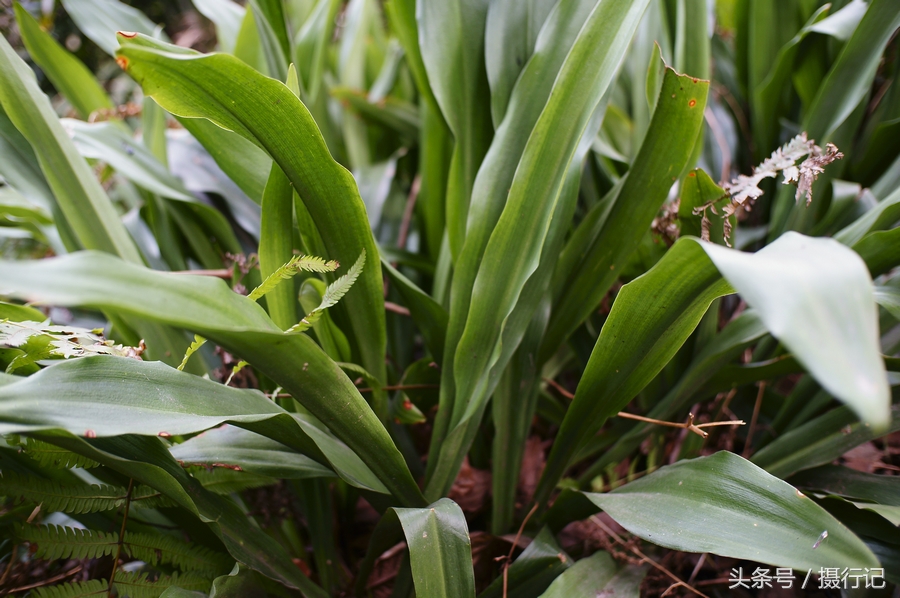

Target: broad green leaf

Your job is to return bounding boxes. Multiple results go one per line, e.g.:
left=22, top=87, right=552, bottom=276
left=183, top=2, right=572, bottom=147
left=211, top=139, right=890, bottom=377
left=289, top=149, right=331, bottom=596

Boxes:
left=0, top=34, right=141, bottom=263
left=0, top=251, right=425, bottom=507
left=192, top=0, right=246, bottom=54
left=804, top=0, right=900, bottom=141
left=60, top=0, right=165, bottom=57
left=116, top=35, right=387, bottom=391
left=248, top=0, right=289, bottom=81
left=585, top=452, right=879, bottom=571
left=393, top=498, right=476, bottom=598
left=536, top=233, right=891, bottom=506
left=170, top=425, right=335, bottom=480
left=543, top=66, right=708, bottom=358
left=14, top=3, right=113, bottom=119
left=484, top=0, right=556, bottom=126
left=752, top=405, right=900, bottom=479
left=337, top=0, right=379, bottom=168
left=537, top=552, right=646, bottom=598
left=0, top=356, right=380, bottom=492
left=480, top=527, right=571, bottom=598
left=809, top=0, right=868, bottom=41
left=62, top=119, right=195, bottom=201
left=790, top=465, right=900, bottom=507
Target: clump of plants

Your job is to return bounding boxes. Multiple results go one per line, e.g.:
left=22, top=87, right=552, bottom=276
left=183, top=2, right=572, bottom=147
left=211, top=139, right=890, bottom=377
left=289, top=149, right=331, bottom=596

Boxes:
left=0, top=0, right=898, bottom=596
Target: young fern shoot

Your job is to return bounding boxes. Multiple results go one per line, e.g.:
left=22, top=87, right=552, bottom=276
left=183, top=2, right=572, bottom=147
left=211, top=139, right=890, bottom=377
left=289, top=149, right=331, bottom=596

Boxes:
left=178, top=254, right=340, bottom=371
left=288, top=250, right=366, bottom=334
left=247, top=254, right=340, bottom=301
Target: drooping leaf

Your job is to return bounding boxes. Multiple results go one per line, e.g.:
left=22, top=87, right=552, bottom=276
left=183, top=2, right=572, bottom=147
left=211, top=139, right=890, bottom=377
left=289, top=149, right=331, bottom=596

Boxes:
left=116, top=34, right=388, bottom=391
left=536, top=233, right=891, bottom=505
left=0, top=252, right=424, bottom=507
left=585, top=452, right=879, bottom=571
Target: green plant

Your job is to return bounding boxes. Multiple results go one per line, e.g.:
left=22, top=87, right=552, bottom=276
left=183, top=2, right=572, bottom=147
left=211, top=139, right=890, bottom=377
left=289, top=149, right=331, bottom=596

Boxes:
left=0, top=0, right=898, bottom=596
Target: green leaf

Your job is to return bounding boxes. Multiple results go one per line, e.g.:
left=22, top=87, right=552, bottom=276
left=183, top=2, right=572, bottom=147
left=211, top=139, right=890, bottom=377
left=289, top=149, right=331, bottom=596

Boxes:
left=0, top=356, right=382, bottom=493
left=13, top=3, right=113, bottom=119
left=393, top=498, right=476, bottom=598
left=875, top=286, right=900, bottom=320
left=418, top=0, right=493, bottom=258
left=752, top=405, right=900, bottom=479
left=192, top=0, right=245, bottom=54
left=290, top=250, right=365, bottom=333
left=537, top=552, right=646, bottom=598
left=33, top=579, right=108, bottom=598
left=0, top=34, right=141, bottom=263
left=258, top=160, right=301, bottom=331
left=381, top=258, right=447, bottom=362
left=805, top=0, right=900, bottom=141
left=429, top=0, right=653, bottom=500
left=484, top=0, right=556, bottom=127
left=60, top=0, right=165, bottom=57
left=63, top=119, right=194, bottom=201
left=0, top=251, right=424, bottom=507
left=480, top=527, right=571, bottom=598
left=584, top=452, right=879, bottom=570
left=536, top=233, right=891, bottom=506
left=116, top=34, right=387, bottom=390
left=293, top=0, right=340, bottom=102
left=543, top=66, right=709, bottom=357
left=170, top=425, right=335, bottom=480
left=790, top=465, right=900, bottom=507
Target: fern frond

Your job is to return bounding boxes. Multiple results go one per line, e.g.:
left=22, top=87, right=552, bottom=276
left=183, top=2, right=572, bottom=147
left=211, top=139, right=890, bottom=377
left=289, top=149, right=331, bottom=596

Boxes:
left=0, top=472, right=127, bottom=514
left=33, top=579, right=108, bottom=598
left=287, top=250, right=365, bottom=334
left=224, top=360, right=248, bottom=386
left=112, top=571, right=212, bottom=598
left=247, top=254, right=340, bottom=301
left=191, top=468, right=277, bottom=494
left=124, top=532, right=231, bottom=576
left=177, top=334, right=206, bottom=372
left=16, top=524, right=117, bottom=561
left=0, top=473, right=169, bottom=513
left=131, top=484, right=178, bottom=509
left=13, top=437, right=100, bottom=469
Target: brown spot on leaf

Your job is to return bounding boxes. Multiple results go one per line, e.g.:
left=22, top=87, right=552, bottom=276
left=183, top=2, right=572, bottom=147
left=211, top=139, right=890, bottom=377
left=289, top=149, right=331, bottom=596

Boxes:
left=118, top=31, right=138, bottom=38
left=689, top=99, right=697, bottom=107
left=688, top=171, right=696, bottom=177
left=115, top=56, right=128, bottom=70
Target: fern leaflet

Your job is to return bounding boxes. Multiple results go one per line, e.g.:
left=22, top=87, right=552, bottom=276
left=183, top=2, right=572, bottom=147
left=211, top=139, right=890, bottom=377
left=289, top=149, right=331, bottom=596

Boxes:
left=16, top=524, right=116, bottom=561
left=124, top=531, right=232, bottom=576
left=113, top=571, right=212, bottom=598
left=177, top=334, right=206, bottom=372
left=33, top=579, right=108, bottom=598
left=247, top=254, right=339, bottom=301
left=9, top=436, right=100, bottom=469
left=1, top=473, right=172, bottom=513
left=288, top=250, right=365, bottom=333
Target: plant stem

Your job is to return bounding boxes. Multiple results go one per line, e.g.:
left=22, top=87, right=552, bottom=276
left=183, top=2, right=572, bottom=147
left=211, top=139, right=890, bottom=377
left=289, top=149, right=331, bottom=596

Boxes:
left=108, top=478, right=134, bottom=598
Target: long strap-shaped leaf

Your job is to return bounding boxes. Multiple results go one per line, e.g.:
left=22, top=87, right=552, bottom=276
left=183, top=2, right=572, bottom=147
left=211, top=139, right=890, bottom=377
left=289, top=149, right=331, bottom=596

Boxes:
left=542, top=67, right=709, bottom=359
left=0, top=356, right=382, bottom=492
left=535, top=232, right=890, bottom=506
left=427, top=0, right=652, bottom=500
left=115, top=34, right=387, bottom=391
left=585, top=452, right=878, bottom=571
left=0, top=251, right=426, bottom=507
left=0, top=34, right=141, bottom=263
left=360, top=498, right=475, bottom=598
